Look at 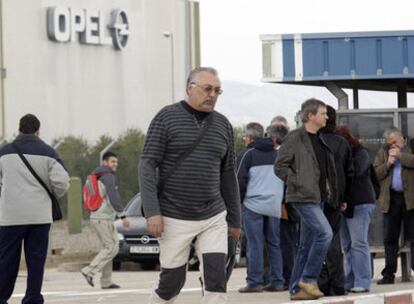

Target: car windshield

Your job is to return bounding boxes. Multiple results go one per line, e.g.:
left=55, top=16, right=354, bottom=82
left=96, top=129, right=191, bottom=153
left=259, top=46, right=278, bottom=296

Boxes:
left=124, top=194, right=143, bottom=217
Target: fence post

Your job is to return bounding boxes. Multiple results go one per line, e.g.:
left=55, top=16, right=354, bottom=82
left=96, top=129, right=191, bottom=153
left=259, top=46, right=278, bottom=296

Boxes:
left=67, top=177, right=82, bottom=234
left=48, top=140, right=65, bottom=255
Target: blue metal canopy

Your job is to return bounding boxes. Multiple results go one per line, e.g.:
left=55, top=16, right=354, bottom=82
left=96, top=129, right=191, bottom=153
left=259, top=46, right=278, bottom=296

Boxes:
left=260, top=30, right=414, bottom=92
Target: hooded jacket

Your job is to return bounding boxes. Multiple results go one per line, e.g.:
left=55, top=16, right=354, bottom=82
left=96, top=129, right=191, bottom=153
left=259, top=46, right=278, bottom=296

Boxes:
left=236, top=137, right=284, bottom=217
left=89, top=165, right=125, bottom=220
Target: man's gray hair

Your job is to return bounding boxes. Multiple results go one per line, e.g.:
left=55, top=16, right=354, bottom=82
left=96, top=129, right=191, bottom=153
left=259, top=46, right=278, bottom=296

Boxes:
left=186, top=67, right=219, bottom=86
left=383, top=126, right=403, bottom=139
left=300, top=98, right=326, bottom=123
left=266, top=125, right=289, bottom=145
left=246, top=122, right=264, bottom=140
left=271, top=115, right=289, bottom=128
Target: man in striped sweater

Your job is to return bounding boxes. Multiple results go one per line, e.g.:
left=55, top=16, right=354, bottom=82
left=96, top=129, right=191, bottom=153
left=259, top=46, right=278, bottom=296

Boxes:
left=139, top=67, right=241, bottom=304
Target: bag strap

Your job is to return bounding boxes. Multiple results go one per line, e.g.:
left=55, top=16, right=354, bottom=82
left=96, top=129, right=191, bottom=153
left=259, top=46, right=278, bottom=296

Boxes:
left=12, top=142, right=55, bottom=201
left=158, top=112, right=215, bottom=193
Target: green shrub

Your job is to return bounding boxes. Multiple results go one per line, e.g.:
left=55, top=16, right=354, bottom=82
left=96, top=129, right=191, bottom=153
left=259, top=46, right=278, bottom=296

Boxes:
left=53, top=126, right=243, bottom=217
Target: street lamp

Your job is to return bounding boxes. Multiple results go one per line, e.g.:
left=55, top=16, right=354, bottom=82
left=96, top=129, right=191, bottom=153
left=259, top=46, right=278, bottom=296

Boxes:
left=99, top=139, right=117, bottom=165
left=163, top=31, right=175, bottom=103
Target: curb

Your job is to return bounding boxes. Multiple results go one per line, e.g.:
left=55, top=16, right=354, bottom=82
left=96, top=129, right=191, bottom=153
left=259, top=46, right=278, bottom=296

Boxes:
left=285, top=290, right=414, bottom=304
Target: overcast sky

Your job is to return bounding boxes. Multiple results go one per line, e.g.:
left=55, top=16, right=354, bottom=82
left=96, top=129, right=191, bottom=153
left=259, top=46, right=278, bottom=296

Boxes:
left=197, top=0, right=414, bottom=127
left=200, top=0, right=414, bottom=84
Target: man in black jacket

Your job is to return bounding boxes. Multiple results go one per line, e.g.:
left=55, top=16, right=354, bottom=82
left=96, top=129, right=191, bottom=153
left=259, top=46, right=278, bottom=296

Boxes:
left=318, top=105, right=353, bottom=296
left=275, top=98, right=336, bottom=301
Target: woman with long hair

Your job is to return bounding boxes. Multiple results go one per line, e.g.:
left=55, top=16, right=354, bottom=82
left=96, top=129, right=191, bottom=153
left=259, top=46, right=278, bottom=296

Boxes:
left=336, top=125, right=379, bottom=293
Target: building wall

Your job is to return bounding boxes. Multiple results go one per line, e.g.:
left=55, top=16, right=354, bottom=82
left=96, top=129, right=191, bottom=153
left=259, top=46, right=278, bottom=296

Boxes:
left=1, top=0, right=191, bottom=142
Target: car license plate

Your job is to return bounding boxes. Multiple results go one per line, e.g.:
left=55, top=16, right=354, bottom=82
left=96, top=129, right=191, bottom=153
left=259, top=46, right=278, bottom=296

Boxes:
left=130, top=245, right=159, bottom=254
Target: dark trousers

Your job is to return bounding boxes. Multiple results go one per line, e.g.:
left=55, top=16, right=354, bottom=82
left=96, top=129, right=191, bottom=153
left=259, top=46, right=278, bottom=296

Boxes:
left=318, top=206, right=345, bottom=295
left=382, top=191, right=414, bottom=280
left=0, top=224, right=50, bottom=304
left=280, top=219, right=298, bottom=286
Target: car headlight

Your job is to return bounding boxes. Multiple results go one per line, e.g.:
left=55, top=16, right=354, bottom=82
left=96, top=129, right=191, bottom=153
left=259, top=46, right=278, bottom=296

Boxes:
left=117, top=233, right=125, bottom=241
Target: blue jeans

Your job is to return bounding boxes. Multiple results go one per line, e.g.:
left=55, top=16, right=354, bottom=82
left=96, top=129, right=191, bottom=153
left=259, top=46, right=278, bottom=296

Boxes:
left=341, top=203, right=375, bottom=290
left=243, top=206, right=284, bottom=288
left=290, top=203, right=333, bottom=294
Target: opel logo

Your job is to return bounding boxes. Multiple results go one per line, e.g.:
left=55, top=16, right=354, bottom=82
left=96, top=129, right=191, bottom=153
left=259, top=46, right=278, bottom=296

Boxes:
left=141, top=235, right=150, bottom=244
left=47, top=6, right=130, bottom=51
left=109, top=9, right=129, bottom=50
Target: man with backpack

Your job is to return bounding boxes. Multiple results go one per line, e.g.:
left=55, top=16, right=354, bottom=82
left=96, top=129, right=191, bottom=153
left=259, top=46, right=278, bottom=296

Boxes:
left=81, top=151, right=129, bottom=289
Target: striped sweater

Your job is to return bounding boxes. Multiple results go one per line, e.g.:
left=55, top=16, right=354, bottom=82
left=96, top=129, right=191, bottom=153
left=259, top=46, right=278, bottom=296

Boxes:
left=139, top=101, right=241, bottom=228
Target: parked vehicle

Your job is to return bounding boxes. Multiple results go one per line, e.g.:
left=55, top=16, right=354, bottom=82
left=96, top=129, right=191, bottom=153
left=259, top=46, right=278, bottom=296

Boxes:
left=113, top=193, right=159, bottom=270
left=113, top=192, right=245, bottom=271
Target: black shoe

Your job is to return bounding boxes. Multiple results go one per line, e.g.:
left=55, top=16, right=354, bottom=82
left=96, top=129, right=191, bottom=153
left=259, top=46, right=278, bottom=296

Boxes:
left=327, top=289, right=347, bottom=296
left=238, top=286, right=263, bottom=293
left=102, top=283, right=120, bottom=289
left=377, top=277, right=394, bottom=285
left=329, top=286, right=347, bottom=296
left=262, top=284, right=287, bottom=292
left=81, top=271, right=94, bottom=287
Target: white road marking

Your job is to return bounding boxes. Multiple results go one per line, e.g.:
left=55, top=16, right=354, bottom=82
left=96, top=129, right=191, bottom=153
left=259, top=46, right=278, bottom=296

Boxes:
left=11, top=287, right=211, bottom=299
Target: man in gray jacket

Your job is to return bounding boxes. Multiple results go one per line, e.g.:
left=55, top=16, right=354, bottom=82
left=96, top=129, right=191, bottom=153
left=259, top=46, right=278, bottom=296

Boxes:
left=274, top=98, right=336, bottom=301
left=81, top=151, right=130, bottom=289
left=0, top=114, right=70, bottom=304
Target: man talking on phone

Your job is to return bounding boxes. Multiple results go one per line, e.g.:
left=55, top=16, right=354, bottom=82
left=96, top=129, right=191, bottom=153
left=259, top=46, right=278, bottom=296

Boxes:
left=374, top=127, right=414, bottom=285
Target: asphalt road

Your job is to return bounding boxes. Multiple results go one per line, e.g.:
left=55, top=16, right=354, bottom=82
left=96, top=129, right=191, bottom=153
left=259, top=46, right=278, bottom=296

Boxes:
left=9, top=259, right=414, bottom=304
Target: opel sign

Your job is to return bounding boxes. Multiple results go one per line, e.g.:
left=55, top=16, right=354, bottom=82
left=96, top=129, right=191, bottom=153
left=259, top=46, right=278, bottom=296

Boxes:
left=47, top=6, right=129, bottom=51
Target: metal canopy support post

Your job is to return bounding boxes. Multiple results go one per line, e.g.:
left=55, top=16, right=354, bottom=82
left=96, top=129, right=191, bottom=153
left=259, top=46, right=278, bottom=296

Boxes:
left=325, top=82, right=349, bottom=110
left=353, top=87, right=359, bottom=109
left=398, top=81, right=407, bottom=108
left=401, top=251, right=411, bottom=282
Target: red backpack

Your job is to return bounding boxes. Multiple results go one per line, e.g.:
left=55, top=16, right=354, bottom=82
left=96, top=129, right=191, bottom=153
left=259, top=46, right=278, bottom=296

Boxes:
left=83, top=173, right=107, bottom=212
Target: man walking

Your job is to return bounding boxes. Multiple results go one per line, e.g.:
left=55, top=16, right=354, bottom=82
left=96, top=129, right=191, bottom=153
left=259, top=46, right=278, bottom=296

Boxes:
left=237, top=122, right=285, bottom=293
left=0, top=114, right=70, bottom=304
left=139, top=67, right=241, bottom=304
left=274, top=98, right=336, bottom=300
left=374, top=127, right=414, bottom=284
left=81, top=151, right=129, bottom=289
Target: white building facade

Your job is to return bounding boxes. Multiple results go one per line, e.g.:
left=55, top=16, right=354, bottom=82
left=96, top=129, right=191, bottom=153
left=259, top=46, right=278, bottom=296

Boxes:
left=0, top=0, right=200, bottom=142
